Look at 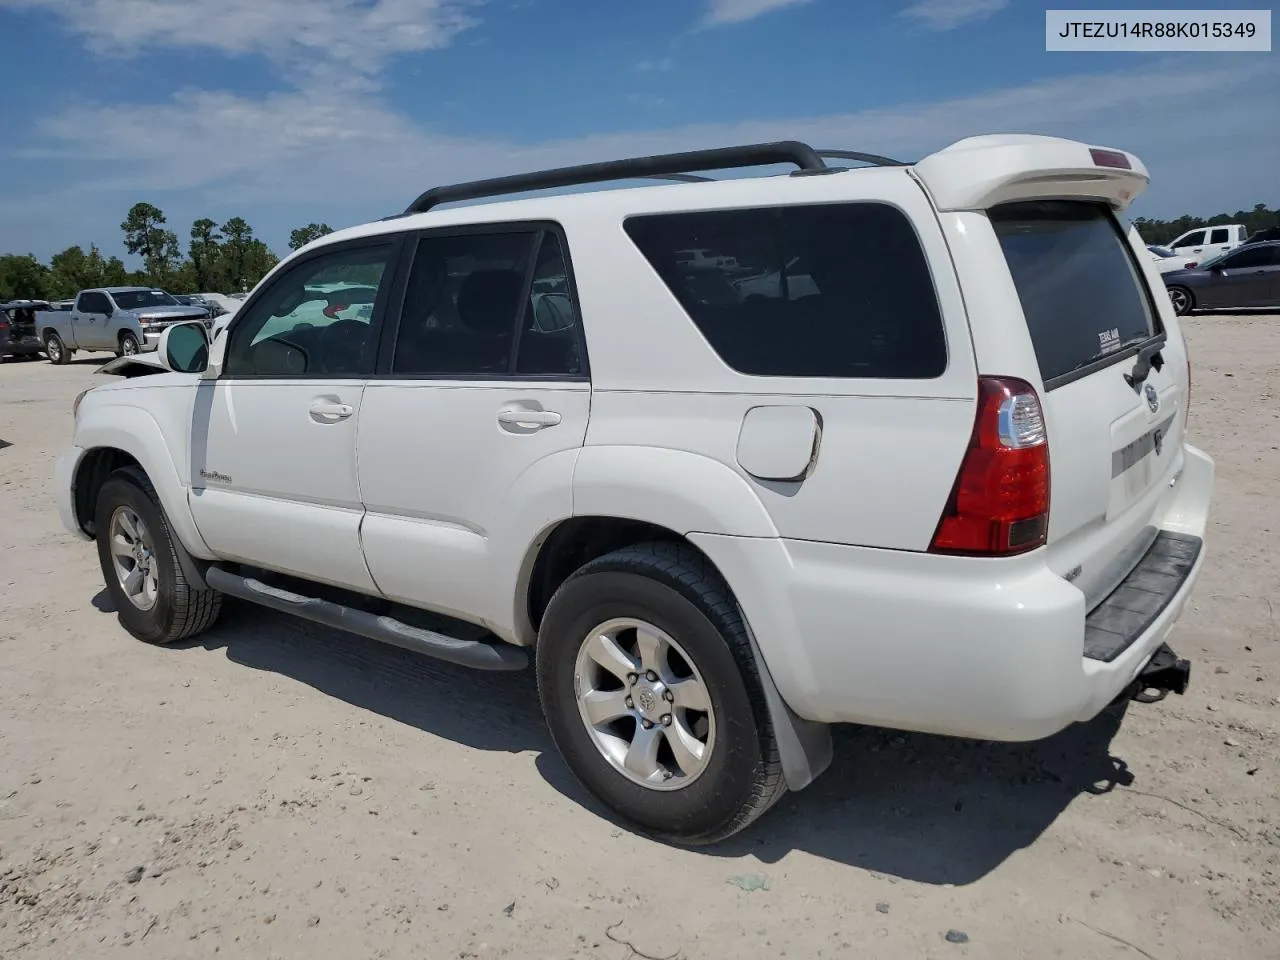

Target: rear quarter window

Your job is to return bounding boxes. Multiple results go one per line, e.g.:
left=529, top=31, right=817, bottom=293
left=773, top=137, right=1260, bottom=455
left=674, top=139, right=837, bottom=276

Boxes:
left=991, top=201, right=1158, bottom=387
left=623, top=202, right=947, bottom=379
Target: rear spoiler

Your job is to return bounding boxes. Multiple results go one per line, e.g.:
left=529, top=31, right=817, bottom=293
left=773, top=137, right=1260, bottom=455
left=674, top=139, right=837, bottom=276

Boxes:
left=913, top=134, right=1149, bottom=213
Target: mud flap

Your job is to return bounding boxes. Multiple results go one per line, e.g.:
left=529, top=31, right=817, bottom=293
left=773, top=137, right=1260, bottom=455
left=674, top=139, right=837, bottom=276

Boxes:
left=739, top=607, right=833, bottom=791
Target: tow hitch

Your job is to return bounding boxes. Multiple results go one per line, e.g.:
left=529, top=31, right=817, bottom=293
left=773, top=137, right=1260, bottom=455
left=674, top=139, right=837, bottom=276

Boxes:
left=1128, top=643, right=1192, bottom=704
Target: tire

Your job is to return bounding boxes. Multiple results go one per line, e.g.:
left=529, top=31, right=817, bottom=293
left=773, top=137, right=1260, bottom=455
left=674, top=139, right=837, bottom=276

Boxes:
left=118, top=332, right=140, bottom=357
left=94, top=467, right=222, bottom=645
left=1167, top=285, right=1194, bottom=316
left=536, top=541, right=785, bottom=845
left=44, top=332, right=69, bottom=365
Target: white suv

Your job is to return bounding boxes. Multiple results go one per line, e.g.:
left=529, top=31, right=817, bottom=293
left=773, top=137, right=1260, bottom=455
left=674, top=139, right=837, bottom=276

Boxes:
left=57, top=135, right=1214, bottom=844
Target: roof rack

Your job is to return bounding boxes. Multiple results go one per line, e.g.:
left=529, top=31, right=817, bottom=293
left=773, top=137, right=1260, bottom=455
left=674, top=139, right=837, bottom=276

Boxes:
left=403, top=140, right=829, bottom=214
left=817, top=149, right=909, bottom=167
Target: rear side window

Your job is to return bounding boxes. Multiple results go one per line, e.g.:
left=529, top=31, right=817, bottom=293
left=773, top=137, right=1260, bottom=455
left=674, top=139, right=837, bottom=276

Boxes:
left=991, top=201, right=1157, bottom=387
left=623, top=203, right=947, bottom=379
left=1209, top=227, right=1230, bottom=244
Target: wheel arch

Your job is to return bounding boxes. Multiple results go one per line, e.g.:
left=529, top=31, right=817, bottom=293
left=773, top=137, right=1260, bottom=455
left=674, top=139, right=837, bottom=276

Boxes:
left=71, top=407, right=214, bottom=562
left=517, top=514, right=832, bottom=793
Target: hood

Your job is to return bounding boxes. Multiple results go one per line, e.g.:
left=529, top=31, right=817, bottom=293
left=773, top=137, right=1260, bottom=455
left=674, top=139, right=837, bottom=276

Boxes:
left=97, top=351, right=170, bottom=378
left=131, top=307, right=209, bottom=322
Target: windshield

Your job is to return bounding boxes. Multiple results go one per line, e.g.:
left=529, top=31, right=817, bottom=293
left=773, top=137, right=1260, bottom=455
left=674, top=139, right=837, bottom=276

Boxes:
left=1195, top=250, right=1229, bottom=270
left=992, top=200, right=1158, bottom=386
left=112, top=290, right=179, bottom=310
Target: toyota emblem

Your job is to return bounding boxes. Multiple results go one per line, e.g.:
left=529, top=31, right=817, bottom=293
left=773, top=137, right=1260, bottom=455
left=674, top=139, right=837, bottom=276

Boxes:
left=1144, top=383, right=1160, bottom=414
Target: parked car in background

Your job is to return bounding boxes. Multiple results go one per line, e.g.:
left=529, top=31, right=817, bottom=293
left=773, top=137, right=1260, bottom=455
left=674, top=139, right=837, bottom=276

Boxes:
left=194, top=293, right=242, bottom=319
left=1161, top=240, right=1280, bottom=315
left=0, top=300, right=48, bottom=362
left=1241, top=226, right=1280, bottom=246
left=1166, top=224, right=1246, bottom=261
left=1146, top=244, right=1200, bottom=275
left=36, top=287, right=211, bottom=364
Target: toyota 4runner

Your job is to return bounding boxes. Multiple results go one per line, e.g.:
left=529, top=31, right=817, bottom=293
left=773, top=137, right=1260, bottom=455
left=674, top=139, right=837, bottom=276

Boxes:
left=56, top=135, right=1214, bottom=844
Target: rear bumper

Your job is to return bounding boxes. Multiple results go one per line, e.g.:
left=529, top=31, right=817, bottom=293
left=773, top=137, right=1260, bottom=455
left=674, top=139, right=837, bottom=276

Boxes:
left=2, top=337, right=43, bottom=356
left=691, top=442, right=1214, bottom=743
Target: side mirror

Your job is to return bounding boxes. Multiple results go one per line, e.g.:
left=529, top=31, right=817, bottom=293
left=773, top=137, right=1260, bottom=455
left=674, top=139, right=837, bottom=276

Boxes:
left=158, top=321, right=210, bottom=373
left=102, top=304, right=114, bottom=316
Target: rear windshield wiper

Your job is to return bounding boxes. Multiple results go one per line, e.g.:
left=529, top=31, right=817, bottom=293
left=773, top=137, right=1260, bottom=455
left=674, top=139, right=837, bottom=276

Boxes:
left=1124, top=338, right=1165, bottom=387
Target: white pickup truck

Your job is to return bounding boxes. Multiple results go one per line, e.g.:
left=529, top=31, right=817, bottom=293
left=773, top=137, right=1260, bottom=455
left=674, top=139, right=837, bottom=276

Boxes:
left=57, top=134, right=1213, bottom=844
left=38, top=286, right=210, bottom=364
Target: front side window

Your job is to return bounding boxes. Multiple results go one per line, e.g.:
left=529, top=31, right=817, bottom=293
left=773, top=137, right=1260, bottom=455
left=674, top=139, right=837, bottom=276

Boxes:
left=1222, top=245, right=1278, bottom=269
left=224, top=244, right=392, bottom=377
left=623, top=202, right=947, bottom=379
left=1173, top=230, right=1206, bottom=248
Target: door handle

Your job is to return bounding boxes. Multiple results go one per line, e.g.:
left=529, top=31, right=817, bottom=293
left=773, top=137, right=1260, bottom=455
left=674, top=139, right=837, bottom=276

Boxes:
left=497, top=407, right=561, bottom=429
left=309, top=400, right=353, bottom=422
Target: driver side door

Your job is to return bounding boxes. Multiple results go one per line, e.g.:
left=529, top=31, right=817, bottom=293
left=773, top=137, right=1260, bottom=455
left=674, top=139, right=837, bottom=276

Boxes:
left=187, top=236, right=405, bottom=592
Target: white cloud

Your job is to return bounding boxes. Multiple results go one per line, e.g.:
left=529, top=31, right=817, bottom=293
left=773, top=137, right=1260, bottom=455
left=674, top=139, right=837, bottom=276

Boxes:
left=700, top=0, right=814, bottom=28
left=901, top=0, right=1009, bottom=31
left=635, top=56, right=674, bottom=72
left=15, top=58, right=1274, bottom=217
left=626, top=93, right=669, bottom=108
left=0, top=0, right=482, bottom=83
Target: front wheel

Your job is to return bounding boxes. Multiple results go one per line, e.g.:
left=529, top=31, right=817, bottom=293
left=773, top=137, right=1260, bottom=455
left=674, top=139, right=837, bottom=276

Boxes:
left=94, top=468, right=222, bottom=644
left=1167, top=286, right=1194, bottom=316
left=118, top=332, right=141, bottom=357
left=536, top=541, right=785, bottom=845
left=44, top=332, right=69, bottom=365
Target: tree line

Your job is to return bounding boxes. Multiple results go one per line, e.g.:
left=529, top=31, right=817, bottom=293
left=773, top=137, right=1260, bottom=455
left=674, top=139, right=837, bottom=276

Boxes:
left=1132, top=203, right=1278, bottom=246
left=0, top=203, right=334, bottom=302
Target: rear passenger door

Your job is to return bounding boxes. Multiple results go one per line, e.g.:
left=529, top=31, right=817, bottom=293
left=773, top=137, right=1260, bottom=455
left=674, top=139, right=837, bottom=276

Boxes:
left=357, top=225, right=591, bottom=633
left=74, top=292, right=112, bottom=349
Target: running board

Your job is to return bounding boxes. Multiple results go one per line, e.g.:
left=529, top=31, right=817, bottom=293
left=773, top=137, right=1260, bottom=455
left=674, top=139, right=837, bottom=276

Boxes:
left=204, top=567, right=528, bottom=672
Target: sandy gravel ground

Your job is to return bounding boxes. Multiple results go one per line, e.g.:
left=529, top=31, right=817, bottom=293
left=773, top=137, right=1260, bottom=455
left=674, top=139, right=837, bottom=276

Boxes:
left=1, top=315, right=1277, bottom=960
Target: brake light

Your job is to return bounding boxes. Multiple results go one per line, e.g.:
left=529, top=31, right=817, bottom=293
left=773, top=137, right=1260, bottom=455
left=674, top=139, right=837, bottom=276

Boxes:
left=929, top=377, right=1050, bottom=556
left=1185, top=261, right=1197, bottom=269
left=1089, top=147, right=1132, bottom=170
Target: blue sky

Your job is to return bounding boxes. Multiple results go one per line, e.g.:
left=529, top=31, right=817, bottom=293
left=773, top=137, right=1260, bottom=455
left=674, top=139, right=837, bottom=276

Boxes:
left=0, top=0, right=1275, bottom=264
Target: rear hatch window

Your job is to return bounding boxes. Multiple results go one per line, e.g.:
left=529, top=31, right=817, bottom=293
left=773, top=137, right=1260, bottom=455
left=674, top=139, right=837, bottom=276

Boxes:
left=990, top=201, right=1160, bottom=389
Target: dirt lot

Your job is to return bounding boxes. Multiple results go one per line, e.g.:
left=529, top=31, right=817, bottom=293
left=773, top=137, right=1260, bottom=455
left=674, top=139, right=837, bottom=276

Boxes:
left=1, top=315, right=1277, bottom=960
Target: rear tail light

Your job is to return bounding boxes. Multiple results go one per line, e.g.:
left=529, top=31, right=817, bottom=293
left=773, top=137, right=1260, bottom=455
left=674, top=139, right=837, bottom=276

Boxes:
left=1185, top=261, right=1197, bottom=269
left=929, top=377, right=1050, bottom=557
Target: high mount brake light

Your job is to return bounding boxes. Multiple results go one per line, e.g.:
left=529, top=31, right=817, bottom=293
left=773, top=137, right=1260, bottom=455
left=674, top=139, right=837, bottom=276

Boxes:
left=1089, top=148, right=1132, bottom=170
left=929, top=377, right=1050, bottom=557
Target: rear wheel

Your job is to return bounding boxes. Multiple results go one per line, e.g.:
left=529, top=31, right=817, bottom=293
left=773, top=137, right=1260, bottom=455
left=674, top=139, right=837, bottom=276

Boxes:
left=1167, top=286, right=1194, bottom=316
left=536, top=541, right=785, bottom=845
left=118, top=332, right=140, bottom=357
left=94, top=468, right=222, bottom=644
left=44, top=332, right=69, bottom=365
